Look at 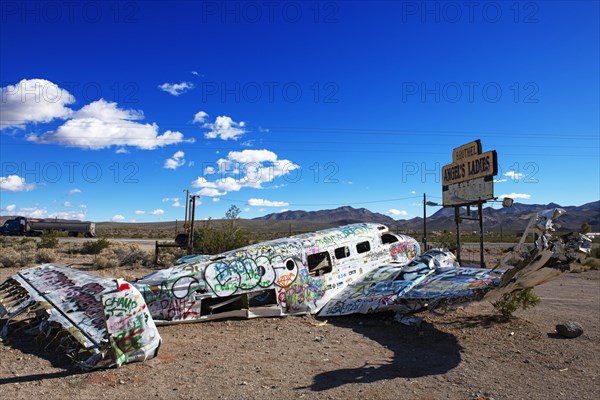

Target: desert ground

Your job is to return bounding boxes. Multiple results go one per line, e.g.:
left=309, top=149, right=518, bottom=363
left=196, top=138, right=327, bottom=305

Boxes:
left=0, top=238, right=598, bottom=399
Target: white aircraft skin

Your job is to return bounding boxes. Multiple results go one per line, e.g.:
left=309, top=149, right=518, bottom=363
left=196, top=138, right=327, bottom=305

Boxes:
left=0, top=213, right=590, bottom=370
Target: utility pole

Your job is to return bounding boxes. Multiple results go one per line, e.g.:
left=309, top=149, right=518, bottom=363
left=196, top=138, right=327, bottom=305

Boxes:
left=183, top=189, right=190, bottom=234
left=423, top=193, right=427, bottom=253
left=187, top=195, right=199, bottom=255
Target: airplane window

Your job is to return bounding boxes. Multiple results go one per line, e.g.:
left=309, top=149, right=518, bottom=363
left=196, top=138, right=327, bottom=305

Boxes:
left=356, top=241, right=371, bottom=254
left=334, top=246, right=350, bottom=259
left=381, top=233, right=399, bottom=245
left=307, top=251, right=333, bottom=276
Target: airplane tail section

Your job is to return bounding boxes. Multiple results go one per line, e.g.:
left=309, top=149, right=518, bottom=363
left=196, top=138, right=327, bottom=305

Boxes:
left=0, top=265, right=161, bottom=370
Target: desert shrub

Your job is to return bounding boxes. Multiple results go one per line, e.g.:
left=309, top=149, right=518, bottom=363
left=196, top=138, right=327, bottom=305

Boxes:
left=193, top=206, right=250, bottom=254
left=94, top=255, right=120, bottom=269
left=584, top=257, right=600, bottom=271
left=20, top=237, right=35, bottom=245
left=19, top=240, right=37, bottom=253
left=431, top=230, right=456, bottom=250
left=96, top=242, right=149, bottom=268
left=493, top=288, right=541, bottom=319
left=38, top=231, right=60, bottom=249
left=36, top=248, right=57, bottom=263
left=0, top=248, right=35, bottom=268
left=156, top=246, right=186, bottom=267
left=81, top=238, right=112, bottom=255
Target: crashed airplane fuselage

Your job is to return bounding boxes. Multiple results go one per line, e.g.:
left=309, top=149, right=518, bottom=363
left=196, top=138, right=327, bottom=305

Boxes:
left=0, top=215, right=590, bottom=370
left=135, top=223, right=420, bottom=322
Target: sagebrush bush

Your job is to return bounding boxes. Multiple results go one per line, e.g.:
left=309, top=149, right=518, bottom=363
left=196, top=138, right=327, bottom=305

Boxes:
left=36, top=248, right=57, bottom=263
left=493, top=288, right=541, bottom=318
left=94, top=255, right=120, bottom=269
left=81, top=238, right=111, bottom=255
left=95, top=242, right=149, bottom=268
left=584, top=257, right=600, bottom=270
left=0, top=248, right=35, bottom=268
left=38, top=231, right=60, bottom=249
left=156, top=246, right=186, bottom=267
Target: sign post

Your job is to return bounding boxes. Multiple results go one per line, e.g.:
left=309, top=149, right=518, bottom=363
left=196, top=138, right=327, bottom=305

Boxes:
left=441, top=140, right=498, bottom=267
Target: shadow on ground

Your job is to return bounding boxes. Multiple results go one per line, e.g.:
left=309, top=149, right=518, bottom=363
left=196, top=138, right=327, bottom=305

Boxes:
left=307, top=313, right=463, bottom=392
left=0, top=320, right=84, bottom=384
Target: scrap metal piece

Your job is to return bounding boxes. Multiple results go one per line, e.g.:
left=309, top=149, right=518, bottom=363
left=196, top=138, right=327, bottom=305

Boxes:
left=0, top=265, right=161, bottom=370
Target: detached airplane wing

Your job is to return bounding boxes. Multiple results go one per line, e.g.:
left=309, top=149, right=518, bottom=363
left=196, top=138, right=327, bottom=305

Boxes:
left=0, top=265, right=161, bottom=370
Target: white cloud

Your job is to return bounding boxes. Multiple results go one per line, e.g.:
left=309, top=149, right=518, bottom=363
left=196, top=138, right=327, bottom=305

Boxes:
left=191, top=150, right=299, bottom=197
left=196, top=188, right=226, bottom=197
left=0, top=175, right=35, bottom=192
left=149, top=209, right=165, bottom=215
left=68, top=188, right=82, bottom=195
left=194, top=112, right=247, bottom=140
left=48, top=210, right=86, bottom=220
left=27, top=99, right=191, bottom=150
left=500, top=193, right=531, bottom=199
left=494, top=179, right=508, bottom=183
left=191, top=71, right=200, bottom=76
left=111, top=214, right=126, bottom=221
left=115, top=147, right=129, bottom=154
left=0, top=79, right=75, bottom=130
left=164, top=150, right=186, bottom=169
left=504, top=171, right=524, bottom=181
left=172, top=200, right=184, bottom=207
left=247, top=198, right=289, bottom=207
left=387, top=209, right=408, bottom=216
left=212, top=198, right=220, bottom=202
left=280, top=209, right=289, bottom=212
left=3, top=204, right=17, bottom=213
left=63, top=201, right=73, bottom=207
left=410, top=190, right=416, bottom=194
left=158, top=81, right=194, bottom=96
left=193, top=111, right=208, bottom=124
left=2, top=203, right=87, bottom=220
left=134, top=210, right=146, bottom=215
left=204, top=166, right=216, bottom=175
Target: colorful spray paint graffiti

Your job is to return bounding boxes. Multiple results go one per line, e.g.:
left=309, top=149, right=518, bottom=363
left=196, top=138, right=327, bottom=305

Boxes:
left=104, top=282, right=161, bottom=367
left=0, top=216, right=591, bottom=370
left=281, top=268, right=327, bottom=312
left=389, top=240, right=419, bottom=263
left=0, top=265, right=161, bottom=369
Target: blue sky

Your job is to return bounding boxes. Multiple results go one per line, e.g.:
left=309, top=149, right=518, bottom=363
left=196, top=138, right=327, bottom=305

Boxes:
left=1, top=0, right=598, bottom=222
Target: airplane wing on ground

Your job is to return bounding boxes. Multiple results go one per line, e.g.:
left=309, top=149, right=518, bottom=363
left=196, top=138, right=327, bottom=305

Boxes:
left=319, top=250, right=503, bottom=316
left=321, top=209, right=591, bottom=317
left=0, top=265, right=161, bottom=370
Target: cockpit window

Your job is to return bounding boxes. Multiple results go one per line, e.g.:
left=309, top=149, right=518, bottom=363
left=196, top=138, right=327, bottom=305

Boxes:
left=381, top=233, right=399, bottom=245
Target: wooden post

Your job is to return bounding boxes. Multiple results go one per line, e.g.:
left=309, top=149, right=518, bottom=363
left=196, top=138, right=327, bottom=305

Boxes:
left=454, top=206, right=461, bottom=264
left=478, top=201, right=485, bottom=268
left=154, top=240, right=159, bottom=266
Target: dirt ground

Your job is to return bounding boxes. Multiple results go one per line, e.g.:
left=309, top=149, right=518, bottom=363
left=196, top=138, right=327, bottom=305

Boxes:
left=1, top=251, right=599, bottom=399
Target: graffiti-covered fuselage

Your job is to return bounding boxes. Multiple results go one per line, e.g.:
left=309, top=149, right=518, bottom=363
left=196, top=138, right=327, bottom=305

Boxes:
left=135, top=223, right=420, bottom=323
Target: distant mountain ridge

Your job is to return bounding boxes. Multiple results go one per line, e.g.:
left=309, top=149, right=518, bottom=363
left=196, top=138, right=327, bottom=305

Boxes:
left=254, top=201, right=600, bottom=232
left=256, top=206, right=396, bottom=226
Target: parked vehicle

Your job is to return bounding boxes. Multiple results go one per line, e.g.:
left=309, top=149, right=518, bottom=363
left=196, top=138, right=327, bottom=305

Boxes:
left=0, top=216, right=96, bottom=237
